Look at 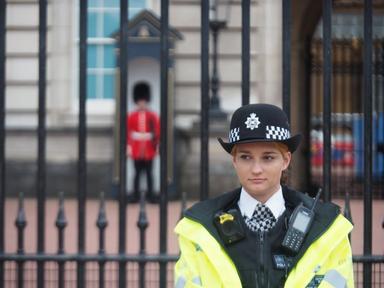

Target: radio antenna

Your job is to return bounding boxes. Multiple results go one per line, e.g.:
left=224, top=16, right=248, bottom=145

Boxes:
left=311, top=188, right=322, bottom=211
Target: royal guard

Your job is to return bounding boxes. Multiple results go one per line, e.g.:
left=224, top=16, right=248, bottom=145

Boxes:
left=127, top=82, right=160, bottom=202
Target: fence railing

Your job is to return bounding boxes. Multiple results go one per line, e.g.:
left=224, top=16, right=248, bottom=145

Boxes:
left=0, top=0, right=383, bottom=287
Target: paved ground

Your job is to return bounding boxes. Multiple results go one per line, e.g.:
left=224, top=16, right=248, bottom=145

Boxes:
left=4, top=197, right=384, bottom=255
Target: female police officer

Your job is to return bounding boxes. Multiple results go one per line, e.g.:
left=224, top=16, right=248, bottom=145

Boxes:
left=174, top=104, right=354, bottom=287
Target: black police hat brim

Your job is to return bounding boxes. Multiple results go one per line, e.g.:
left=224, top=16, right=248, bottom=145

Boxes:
left=218, top=134, right=302, bottom=154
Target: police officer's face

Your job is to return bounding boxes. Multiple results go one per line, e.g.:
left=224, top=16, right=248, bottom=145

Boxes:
left=232, top=142, right=291, bottom=203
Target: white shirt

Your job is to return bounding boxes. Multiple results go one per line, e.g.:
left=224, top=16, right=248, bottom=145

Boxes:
left=238, top=186, right=286, bottom=220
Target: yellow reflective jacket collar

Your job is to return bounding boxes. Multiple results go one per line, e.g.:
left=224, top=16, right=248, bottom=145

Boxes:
left=175, top=215, right=352, bottom=287
left=182, top=186, right=341, bottom=261
left=183, top=188, right=240, bottom=248
left=282, top=188, right=341, bottom=272
left=180, top=186, right=344, bottom=275
left=285, top=214, right=353, bottom=286
left=175, top=217, right=243, bottom=287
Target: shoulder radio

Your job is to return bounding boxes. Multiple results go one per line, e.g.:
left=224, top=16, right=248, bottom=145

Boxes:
left=282, top=189, right=322, bottom=253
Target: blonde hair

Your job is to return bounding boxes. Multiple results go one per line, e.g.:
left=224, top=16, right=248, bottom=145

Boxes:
left=230, top=145, right=238, bottom=156
left=272, top=142, right=289, bottom=155
left=272, top=143, right=291, bottom=185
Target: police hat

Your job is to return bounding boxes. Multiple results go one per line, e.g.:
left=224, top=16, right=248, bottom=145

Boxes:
left=218, top=103, right=302, bottom=153
left=133, top=82, right=151, bottom=103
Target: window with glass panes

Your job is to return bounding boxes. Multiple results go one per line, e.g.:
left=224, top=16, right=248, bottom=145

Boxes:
left=87, top=0, right=146, bottom=99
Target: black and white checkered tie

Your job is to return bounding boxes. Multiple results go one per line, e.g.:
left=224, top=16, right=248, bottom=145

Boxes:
left=244, top=203, right=277, bottom=233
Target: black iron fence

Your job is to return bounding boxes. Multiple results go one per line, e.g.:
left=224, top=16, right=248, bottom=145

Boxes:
left=0, top=0, right=383, bottom=287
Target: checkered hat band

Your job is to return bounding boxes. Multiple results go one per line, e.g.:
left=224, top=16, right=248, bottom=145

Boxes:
left=244, top=203, right=276, bottom=233
left=229, top=127, right=240, bottom=143
left=265, top=125, right=290, bottom=140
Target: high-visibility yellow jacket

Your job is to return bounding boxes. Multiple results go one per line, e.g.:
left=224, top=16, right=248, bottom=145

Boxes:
left=174, top=188, right=354, bottom=288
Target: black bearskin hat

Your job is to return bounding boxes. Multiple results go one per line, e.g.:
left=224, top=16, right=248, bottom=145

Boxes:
left=133, top=82, right=151, bottom=103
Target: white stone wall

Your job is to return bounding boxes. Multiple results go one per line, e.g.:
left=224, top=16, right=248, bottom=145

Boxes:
left=6, top=0, right=41, bottom=128
left=5, top=0, right=77, bottom=129
left=258, top=0, right=283, bottom=105
left=170, top=0, right=283, bottom=129
left=4, top=0, right=284, bottom=163
left=5, top=0, right=283, bottom=127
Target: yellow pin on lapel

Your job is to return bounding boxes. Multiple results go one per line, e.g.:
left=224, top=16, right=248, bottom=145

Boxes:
left=219, top=213, right=234, bottom=224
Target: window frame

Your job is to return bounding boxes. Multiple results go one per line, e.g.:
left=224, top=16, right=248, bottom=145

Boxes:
left=72, top=0, right=149, bottom=116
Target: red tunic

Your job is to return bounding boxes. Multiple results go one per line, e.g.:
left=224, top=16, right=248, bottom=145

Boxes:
left=126, top=109, right=160, bottom=160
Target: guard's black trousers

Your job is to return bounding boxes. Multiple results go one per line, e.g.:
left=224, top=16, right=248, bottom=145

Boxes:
left=133, top=159, right=153, bottom=198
